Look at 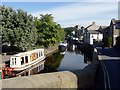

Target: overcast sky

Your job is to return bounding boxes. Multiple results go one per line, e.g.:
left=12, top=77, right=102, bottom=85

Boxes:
left=1, top=0, right=120, bottom=28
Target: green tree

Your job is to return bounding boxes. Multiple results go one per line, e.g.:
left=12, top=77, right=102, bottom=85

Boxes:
left=1, top=5, right=64, bottom=51
left=1, top=6, right=37, bottom=51
left=35, top=14, right=64, bottom=48
left=63, top=27, right=76, bottom=38
left=107, top=36, right=112, bottom=47
left=103, top=36, right=112, bottom=47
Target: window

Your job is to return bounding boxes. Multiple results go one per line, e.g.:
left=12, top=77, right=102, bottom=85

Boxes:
left=92, top=35, right=94, bottom=38
left=21, top=57, right=24, bottom=65
left=39, top=52, right=41, bottom=57
left=41, top=52, right=43, bottom=56
left=115, top=22, right=120, bottom=29
left=37, top=53, right=39, bottom=58
left=97, top=34, right=99, bottom=39
left=12, top=58, right=14, bottom=65
left=25, top=56, right=28, bottom=63
left=15, top=58, right=16, bottom=65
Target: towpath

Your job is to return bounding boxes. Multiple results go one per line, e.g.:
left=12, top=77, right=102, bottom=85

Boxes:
left=96, top=47, right=120, bottom=89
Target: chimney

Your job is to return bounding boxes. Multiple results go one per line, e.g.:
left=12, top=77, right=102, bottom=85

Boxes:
left=92, top=22, right=96, bottom=25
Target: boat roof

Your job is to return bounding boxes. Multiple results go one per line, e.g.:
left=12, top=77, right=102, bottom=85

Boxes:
left=12, top=49, right=44, bottom=57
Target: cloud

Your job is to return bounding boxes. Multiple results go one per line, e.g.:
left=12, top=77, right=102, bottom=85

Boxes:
left=31, top=2, right=118, bottom=27
left=2, top=1, right=118, bottom=27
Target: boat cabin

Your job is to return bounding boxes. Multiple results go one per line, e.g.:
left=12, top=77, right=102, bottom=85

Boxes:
left=10, top=49, right=45, bottom=71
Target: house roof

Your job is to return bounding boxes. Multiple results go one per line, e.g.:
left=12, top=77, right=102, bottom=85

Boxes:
left=85, top=22, right=100, bottom=30
left=87, top=30, right=102, bottom=34
left=99, top=26, right=108, bottom=29
left=111, top=19, right=120, bottom=25
left=98, top=26, right=110, bottom=32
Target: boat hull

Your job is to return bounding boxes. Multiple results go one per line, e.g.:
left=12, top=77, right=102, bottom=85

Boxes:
left=58, top=45, right=67, bottom=52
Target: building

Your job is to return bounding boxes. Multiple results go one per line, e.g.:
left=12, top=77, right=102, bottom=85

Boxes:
left=84, top=22, right=103, bottom=46
left=109, top=19, right=120, bottom=45
left=99, top=19, right=120, bottom=46
left=84, top=30, right=103, bottom=45
left=85, top=22, right=100, bottom=31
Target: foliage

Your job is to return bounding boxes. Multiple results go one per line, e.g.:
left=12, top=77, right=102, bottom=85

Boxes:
left=63, top=27, right=77, bottom=38
left=45, top=52, right=64, bottom=71
left=1, top=5, right=37, bottom=51
left=35, top=14, right=65, bottom=48
left=107, top=36, right=112, bottom=47
left=103, top=36, right=112, bottom=47
left=1, top=5, right=65, bottom=51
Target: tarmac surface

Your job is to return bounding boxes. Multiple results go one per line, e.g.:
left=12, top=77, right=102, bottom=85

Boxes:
left=96, top=47, right=120, bottom=89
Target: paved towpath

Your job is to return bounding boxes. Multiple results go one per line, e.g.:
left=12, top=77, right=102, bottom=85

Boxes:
left=96, top=47, right=120, bottom=89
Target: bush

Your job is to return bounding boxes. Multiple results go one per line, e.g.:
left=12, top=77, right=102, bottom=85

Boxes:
left=107, top=36, right=112, bottom=47
left=103, top=36, right=112, bottom=47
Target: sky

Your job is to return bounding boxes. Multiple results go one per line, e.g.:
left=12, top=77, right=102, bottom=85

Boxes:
left=1, top=0, right=120, bottom=28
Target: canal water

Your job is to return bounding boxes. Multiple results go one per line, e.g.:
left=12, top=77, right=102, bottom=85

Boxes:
left=30, top=45, right=87, bottom=75
left=57, top=51, right=87, bottom=71
left=43, top=44, right=88, bottom=73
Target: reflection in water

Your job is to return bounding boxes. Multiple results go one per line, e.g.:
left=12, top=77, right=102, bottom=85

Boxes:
left=44, top=52, right=64, bottom=72
left=67, top=44, right=76, bottom=52
left=15, top=60, right=45, bottom=77
left=57, top=51, right=87, bottom=71
left=45, top=44, right=87, bottom=72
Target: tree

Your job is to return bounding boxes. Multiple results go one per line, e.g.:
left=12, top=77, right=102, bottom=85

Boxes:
left=1, top=5, right=64, bottom=51
left=63, top=27, right=76, bottom=38
left=1, top=6, right=37, bottom=51
left=35, top=14, right=64, bottom=47
left=103, top=36, right=112, bottom=47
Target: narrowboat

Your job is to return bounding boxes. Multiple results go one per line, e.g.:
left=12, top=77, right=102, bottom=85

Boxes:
left=10, top=49, right=45, bottom=71
left=58, top=42, right=68, bottom=54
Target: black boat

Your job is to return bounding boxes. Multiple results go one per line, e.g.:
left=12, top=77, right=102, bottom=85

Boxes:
left=58, top=42, right=67, bottom=54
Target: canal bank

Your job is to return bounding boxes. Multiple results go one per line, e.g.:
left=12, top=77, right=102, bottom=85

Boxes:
left=44, top=44, right=59, bottom=57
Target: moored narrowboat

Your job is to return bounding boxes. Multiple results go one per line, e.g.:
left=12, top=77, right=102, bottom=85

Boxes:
left=10, top=49, right=45, bottom=71
left=58, top=42, right=67, bottom=54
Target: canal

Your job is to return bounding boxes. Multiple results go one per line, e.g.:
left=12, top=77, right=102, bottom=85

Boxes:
left=4, top=45, right=88, bottom=78
left=44, top=50, right=87, bottom=72
left=19, top=45, right=87, bottom=77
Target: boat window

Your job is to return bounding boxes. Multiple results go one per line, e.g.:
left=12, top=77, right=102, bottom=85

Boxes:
left=21, top=57, right=24, bottom=65
left=37, top=53, right=39, bottom=58
left=25, top=56, right=28, bottom=63
left=41, top=52, right=43, bottom=56
left=39, top=52, right=41, bottom=57
left=12, top=58, right=14, bottom=65
left=15, top=58, right=16, bottom=65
